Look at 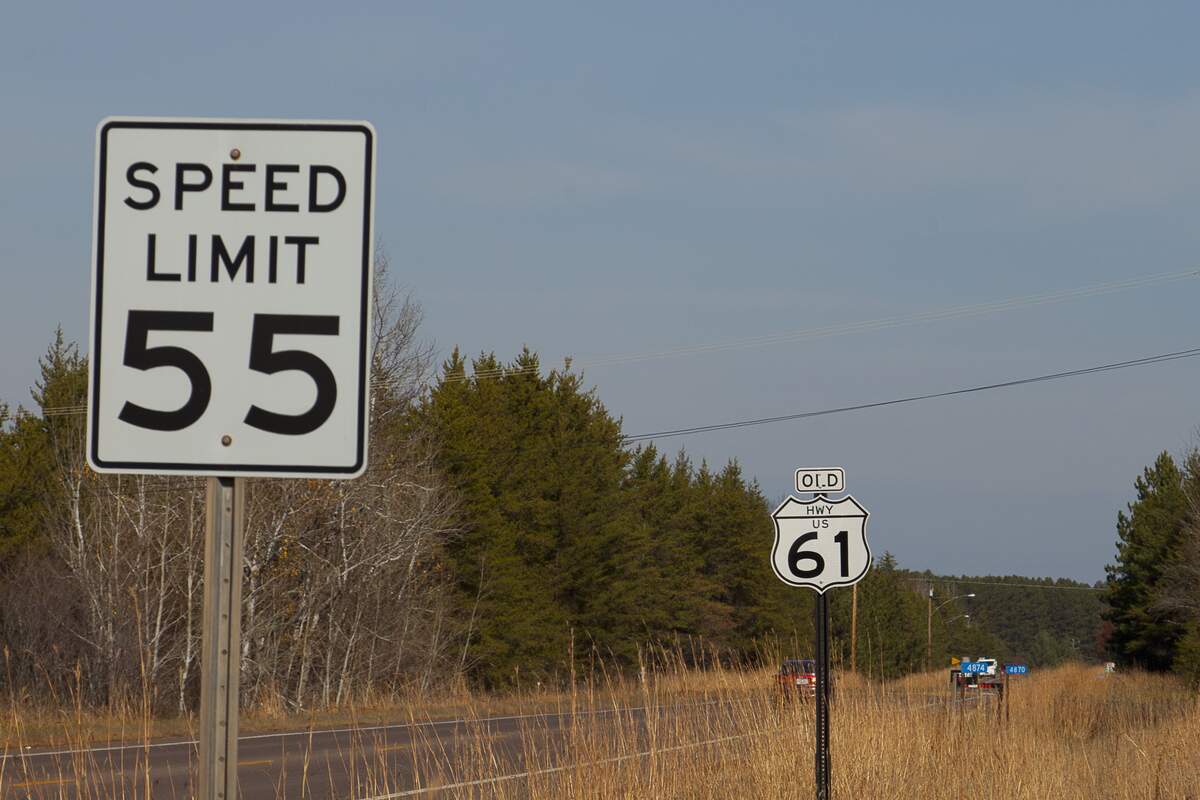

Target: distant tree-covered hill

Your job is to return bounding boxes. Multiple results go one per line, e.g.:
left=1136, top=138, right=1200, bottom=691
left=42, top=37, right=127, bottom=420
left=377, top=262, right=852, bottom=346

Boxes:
left=907, top=572, right=1104, bottom=666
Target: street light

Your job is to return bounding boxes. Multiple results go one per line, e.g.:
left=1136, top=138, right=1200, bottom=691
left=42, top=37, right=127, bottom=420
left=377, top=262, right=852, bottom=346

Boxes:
left=927, top=591, right=977, bottom=671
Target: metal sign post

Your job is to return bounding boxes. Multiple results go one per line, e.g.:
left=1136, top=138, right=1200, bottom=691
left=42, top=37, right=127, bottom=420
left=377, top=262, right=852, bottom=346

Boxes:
left=198, top=477, right=245, bottom=800
left=814, top=592, right=831, bottom=800
left=86, top=117, right=378, bottom=800
left=1001, top=663, right=1027, bottom=725
left=770, top=468, right=871, bottom=800
left=1003, top=670, right=1009, bottom=723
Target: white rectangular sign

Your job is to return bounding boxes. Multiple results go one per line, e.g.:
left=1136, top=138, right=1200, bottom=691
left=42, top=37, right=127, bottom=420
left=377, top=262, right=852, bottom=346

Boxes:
left=795, top=467, right=845, bottom=494
left=87, top=118, right=375, bottom=478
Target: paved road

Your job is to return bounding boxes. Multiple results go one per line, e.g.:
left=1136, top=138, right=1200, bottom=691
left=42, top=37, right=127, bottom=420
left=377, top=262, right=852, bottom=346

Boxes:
left=1, top=688, right=994, bottom=798
left=0, top=702, right=720, bottom=799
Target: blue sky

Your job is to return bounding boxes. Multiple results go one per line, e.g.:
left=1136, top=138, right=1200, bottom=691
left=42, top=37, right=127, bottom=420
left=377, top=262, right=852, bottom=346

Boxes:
left=4, top=2, right=1200, bottom=581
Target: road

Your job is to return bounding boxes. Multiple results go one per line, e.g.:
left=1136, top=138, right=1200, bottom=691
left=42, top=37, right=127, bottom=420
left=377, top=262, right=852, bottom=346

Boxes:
left=0, top=701, right=724, bottom=799
left=1, top=688, right=992, bottom=799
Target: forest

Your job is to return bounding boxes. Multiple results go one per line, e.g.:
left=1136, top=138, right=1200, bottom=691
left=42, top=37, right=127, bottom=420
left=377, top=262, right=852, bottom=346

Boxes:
left=0, top=272, right=1195, bottom=713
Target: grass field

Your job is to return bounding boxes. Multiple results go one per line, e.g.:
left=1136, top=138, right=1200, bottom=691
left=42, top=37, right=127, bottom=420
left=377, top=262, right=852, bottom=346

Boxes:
left=422, top=662, right=1200, bottom=800
left=1, top=660, right=1196, bottom=798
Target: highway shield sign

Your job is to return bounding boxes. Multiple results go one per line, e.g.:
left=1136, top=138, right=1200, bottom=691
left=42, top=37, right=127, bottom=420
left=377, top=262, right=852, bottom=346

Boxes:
left=770, top=493, right=871, bottom=593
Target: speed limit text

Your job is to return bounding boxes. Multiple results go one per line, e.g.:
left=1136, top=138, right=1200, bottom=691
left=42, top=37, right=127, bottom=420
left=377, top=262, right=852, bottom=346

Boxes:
left=122, top=160, right=348, bottom=285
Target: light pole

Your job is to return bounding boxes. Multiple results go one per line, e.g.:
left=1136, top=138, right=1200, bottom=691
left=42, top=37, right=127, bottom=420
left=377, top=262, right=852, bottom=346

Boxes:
left=927, top=591, right=976, bottom=672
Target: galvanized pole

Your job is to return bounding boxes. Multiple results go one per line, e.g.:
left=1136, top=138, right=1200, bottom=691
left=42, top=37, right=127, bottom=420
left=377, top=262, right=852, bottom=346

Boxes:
left=199, top=477, right=245, bottom=800
left=1004, top=671, right=1010, bottom=723
left=814, top=592, right=831, bottom=800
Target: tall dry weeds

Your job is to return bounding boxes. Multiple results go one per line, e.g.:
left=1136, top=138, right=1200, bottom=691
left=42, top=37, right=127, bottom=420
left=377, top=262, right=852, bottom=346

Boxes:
left=0, top=659, right=1196, bottom=799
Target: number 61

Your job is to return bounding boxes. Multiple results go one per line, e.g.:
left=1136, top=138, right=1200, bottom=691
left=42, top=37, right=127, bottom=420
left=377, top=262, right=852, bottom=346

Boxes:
left=787, top=530, right=850, bottom=579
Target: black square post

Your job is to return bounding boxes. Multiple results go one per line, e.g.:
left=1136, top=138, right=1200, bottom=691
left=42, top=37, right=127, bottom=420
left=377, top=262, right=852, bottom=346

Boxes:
left=814, top=592, right=831, bottom=800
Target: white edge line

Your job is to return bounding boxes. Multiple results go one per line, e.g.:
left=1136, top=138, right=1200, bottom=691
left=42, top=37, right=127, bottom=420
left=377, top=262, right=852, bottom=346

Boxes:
left=361, top=693, right=988, bottom=797
left=362, top=729, right=772, bottom=799
left=0, top=701, right=717, bottom=762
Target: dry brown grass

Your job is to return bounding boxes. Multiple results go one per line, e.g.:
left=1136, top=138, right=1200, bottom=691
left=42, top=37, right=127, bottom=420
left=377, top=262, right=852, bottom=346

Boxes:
left=1, top=660, right=1196, bottom=798
left=363, top=661, right=1200, bottom=800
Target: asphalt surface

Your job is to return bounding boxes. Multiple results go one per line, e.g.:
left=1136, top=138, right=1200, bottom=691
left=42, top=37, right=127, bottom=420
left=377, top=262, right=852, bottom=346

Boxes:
left=0, top=689, right=993, bottom=799
left=0, top=702, right=719, bottom=800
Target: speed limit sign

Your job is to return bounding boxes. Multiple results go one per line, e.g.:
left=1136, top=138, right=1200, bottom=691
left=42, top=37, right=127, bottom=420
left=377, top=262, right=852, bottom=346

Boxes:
left=770, top=493, right=871, bottom=592
left=87, top=118, right=375, bottom=478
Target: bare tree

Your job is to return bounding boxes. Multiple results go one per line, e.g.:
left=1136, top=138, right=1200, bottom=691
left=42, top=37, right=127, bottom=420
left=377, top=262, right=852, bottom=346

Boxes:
left=16, top=256, right=460, bottom=713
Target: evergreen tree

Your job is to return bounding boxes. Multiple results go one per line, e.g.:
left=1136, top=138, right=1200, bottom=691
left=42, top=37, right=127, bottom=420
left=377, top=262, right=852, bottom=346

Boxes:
left=0, top=328, right=85, bottom=563
left=579, top=446, right=703, bottom=662
left=422, top=349, right=627, bottom=686
left=851, top=553, right=926, bottom=678
left=1103, top=452, right=1191, bottom=670
left=0, top=405, right=50, bottom=560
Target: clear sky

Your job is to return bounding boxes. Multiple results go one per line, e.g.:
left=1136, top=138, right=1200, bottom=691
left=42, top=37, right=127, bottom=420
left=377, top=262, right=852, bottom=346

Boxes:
left=4, top=2, right=1200, bottom=582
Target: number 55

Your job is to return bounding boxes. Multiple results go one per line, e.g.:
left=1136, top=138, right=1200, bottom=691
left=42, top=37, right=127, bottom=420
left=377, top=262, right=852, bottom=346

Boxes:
left=118, top=310, right=339, bottom=435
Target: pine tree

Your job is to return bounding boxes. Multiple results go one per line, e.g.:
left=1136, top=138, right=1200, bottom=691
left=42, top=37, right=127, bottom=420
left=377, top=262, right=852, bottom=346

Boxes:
left=1103, top=451, right=1191, bottom=670
left=578, top=446, right=702, bottom=663
left=0, top=328, right=86, bottom=562
left=423, top=349, right=628, bottom=686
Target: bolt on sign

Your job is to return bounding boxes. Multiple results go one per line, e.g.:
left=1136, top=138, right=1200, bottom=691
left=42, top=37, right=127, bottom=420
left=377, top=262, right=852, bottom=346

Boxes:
left=87, top=118, right=375, bottom=478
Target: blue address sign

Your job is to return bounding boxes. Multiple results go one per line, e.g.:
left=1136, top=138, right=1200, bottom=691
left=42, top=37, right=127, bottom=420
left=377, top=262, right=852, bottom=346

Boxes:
left=1004, top=663, right=1028, bottom=675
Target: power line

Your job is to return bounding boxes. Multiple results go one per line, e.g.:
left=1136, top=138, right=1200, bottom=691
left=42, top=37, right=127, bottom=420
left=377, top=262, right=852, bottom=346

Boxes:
left=910, top=577, right=1103, bottom=592
left=31, top=267, right=1200, bottom=414
left=31, top=345, right=1200, bottom=453
left=621, top=345, right=1200, bottom=443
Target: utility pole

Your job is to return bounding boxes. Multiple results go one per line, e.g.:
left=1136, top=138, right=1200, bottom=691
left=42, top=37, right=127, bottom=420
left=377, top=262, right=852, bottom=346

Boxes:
left=927, top=591, right=975, bottom=675
left=926, top=588, right=933, bottom=673
left=850, top=584, right=858, bottom=673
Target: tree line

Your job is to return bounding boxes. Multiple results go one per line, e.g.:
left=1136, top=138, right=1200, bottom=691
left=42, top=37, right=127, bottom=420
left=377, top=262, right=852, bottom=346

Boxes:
left=0, top=277, right=1170, bottom=712
left=1103, top=449, right=1200, bottom=684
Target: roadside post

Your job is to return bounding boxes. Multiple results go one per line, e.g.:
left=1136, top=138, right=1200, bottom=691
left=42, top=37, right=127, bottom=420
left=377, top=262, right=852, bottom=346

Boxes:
left=1002, top=663, right=1028, bottom=723
left=88, top=118, right=376, bottom=799
left=771, top=468, right=871, bottom=800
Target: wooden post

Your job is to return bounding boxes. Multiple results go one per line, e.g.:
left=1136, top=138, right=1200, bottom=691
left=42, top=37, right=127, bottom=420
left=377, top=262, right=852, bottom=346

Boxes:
left=926, top=589, right=933, bottom=672
left=849, top=584, right=858, bottom=674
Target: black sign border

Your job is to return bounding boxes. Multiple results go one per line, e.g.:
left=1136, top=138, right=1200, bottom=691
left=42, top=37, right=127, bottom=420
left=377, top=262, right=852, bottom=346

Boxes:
left=89, top=119, right=374, bottom=476
left=769, top=493, right=872, bottom=594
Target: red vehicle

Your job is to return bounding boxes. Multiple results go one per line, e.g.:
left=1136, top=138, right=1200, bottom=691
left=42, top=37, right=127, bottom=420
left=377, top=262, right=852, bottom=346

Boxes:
left=777, top=658, right=817, bottom=699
